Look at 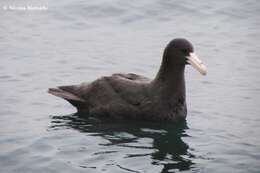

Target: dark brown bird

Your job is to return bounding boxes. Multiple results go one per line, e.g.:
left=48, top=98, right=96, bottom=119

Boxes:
left=48, top=38, right=207, bottom=122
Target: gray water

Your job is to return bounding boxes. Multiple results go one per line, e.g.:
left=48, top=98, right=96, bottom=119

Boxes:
left=1, top=0, right=260, bottom=172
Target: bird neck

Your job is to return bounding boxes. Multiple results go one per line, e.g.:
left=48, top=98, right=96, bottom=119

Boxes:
left=153, top=59, right=186, bottom=99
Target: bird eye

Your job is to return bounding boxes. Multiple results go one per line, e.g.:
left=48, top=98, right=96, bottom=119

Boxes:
left=182, top=49, right=188, bottom=54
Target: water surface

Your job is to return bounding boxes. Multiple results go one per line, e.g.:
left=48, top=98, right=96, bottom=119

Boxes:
left=1, top=0, right=260, bottom=172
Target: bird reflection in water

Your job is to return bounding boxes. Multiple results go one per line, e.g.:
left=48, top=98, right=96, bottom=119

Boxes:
left=50, top=113, right=195, bottom=172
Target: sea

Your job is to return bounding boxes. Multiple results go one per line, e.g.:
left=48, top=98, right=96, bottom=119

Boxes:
left=0, top=0, right=260, bottom=172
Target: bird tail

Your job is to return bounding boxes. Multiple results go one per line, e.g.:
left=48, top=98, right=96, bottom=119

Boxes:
left=48, top=85, right=85, bottom=109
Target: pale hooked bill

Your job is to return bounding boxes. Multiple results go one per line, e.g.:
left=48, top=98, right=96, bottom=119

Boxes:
left=186, top=52, right=207, bottom=75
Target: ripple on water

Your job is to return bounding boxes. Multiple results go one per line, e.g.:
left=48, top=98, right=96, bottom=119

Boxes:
left=44, top=114, right=197, bottom=172
left=0, top=75, right=12, bottom=79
